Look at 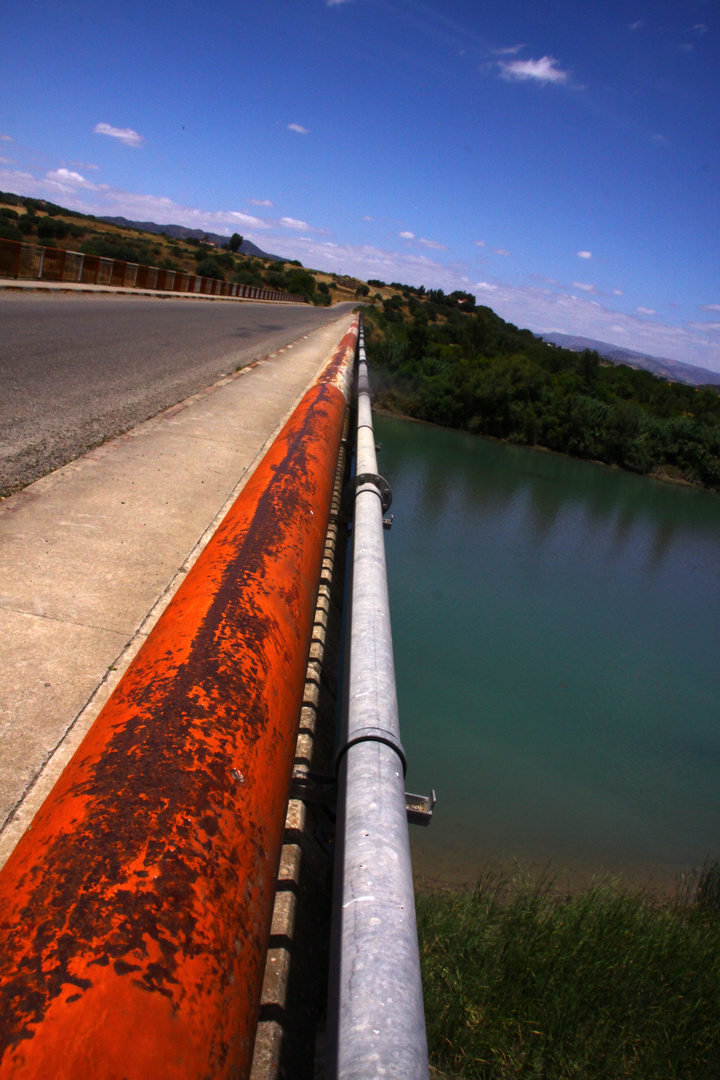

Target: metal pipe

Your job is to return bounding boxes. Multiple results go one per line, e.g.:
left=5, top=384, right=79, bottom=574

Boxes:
left=327, top=324, right=429, bottom=1080
left=0, top=320, right=359, bottom=1080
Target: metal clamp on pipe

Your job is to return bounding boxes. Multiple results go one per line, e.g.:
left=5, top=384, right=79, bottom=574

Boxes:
left=342, top=472, right=393, bottom=514
left=335, top=725, right=407, bottom=776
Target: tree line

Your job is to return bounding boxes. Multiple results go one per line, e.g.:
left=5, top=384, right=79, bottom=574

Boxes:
left=363, top=290, right=720, bottom=490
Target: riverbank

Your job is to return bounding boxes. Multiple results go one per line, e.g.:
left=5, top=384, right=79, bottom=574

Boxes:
left=373, top=402, right=705, bottom=492
left=417, top=863, right=720, bottom=1079
left=362, top=298, right=720, bottom=493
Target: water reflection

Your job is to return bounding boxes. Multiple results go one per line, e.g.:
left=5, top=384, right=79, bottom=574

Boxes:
left=377, top=415, right=720, bottom=885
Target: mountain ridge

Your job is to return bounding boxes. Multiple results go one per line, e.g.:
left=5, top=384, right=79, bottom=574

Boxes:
left=540, top=332, right=720, bottom=387
left=97, top=216, right=285, bottom=262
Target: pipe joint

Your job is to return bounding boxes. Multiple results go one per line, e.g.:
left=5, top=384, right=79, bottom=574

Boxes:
left=342, top=472, right=392, bottom=514
left=335, top=726, right=407, bottom=776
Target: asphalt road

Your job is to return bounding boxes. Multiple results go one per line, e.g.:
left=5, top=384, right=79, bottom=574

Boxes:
left=0, top=294, right=357, bottom=496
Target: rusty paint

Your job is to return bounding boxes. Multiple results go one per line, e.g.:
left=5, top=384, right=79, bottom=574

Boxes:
left=0, top=319, right=358, bottom=1079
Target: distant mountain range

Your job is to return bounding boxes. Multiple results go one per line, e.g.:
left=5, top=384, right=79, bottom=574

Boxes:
left=98, top=216, right=285, bottom=262
left=540, top=332, right=720, bottom=387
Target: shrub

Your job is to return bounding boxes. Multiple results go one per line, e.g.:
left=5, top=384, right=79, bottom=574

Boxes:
left=195, top=257, right=225, bottom=280
left=286, top=268, right=316, bottom=299
left=233, top=268, right=265, bottom=288
left=266, top=271, right=289, bottom=290
left=37, top=217, right=68, bottom=240
left=80, top=238, right=152, bottom=264
left=0, top=222, right=23, bottom=242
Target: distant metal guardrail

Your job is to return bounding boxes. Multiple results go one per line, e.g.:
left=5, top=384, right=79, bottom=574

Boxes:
left=0, top=237, right=304, bottom=303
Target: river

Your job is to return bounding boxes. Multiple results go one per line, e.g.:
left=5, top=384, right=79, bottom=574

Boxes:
left=376, top=414, right=720, bottom=889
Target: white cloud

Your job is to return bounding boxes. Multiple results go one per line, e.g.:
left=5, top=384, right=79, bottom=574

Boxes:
left=577, top=250, right=592, bottom=259
left=474, top=240, right=487, bottom=247
left=475, top=282, right=498, bottom=291
left=629, top=20, right=644, bottom=31
left=399, top=231, right=415, bottom=240
left=280, top=216, right=310, bottom=230
left=248, top=198, right=272, bottom=206
left=688, top=322, right=720, bottom=333
left=499, top=56, right=569, bottom=85
left=0, top=165, right=272, bottom=233
left=678, top=42, right=694, bottom=51
left=363, top=214, right=373, bottom=221
left=493, top=44, right=525, bottom=55
left=287, top=123, right=310, bottom=134
left=614, top=289, right=623, bottom=296
left=418, top=237, right=446, bottom=250
left=0, top=134, right=13, bottom=142
left=227, top=210, right=269, bottom=228
left=327, top=0, right=353, bottom=5
left=72, top=161, right=99, bottom=170
left=572, top=281, right=596, bottom=293
left=693, top=23, right=708, bottom=36
left=701, top=304, right=720, bottom=312
left=637, top=307, right=655, bottom=315
left=93, top=122, right=143, bottom=147
left=493, top=248, right=510, bottom=256
left=0, top=156, right=15, bottom=165
left=46, top=168, right=87, bottom=185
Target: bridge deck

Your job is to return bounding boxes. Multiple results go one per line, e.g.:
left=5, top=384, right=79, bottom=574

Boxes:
left=0, top=313, right=355, bottom=868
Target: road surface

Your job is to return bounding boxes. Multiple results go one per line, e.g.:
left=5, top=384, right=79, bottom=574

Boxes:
left=0, top=293, right=357, bottom=495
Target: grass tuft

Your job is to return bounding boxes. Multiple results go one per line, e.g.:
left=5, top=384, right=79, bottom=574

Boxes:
left=417, top=863, right=720, bottom=1078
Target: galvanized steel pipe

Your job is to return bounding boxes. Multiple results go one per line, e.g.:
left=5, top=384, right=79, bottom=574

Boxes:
left=327, top=324, right=429, bottom=1079
left=0, top=319, right=358, bottom=1080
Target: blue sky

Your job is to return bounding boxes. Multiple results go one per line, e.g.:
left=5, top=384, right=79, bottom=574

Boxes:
left=2, top=0, right=719, bottom=371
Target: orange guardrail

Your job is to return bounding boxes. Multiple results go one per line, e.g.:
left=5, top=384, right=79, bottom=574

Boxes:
left=0, top=237, right=304, bottom=303
left=0, top=318, right=358, bottom=1079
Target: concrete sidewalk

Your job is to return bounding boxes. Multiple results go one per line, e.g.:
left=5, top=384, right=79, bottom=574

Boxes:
left=0, top=312, right=355, bottom=867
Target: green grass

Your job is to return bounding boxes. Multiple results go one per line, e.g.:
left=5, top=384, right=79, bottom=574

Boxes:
left=417, top=865, right=720, bottom=1079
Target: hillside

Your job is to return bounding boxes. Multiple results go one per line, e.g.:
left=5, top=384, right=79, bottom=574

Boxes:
left=541, top=332, right=720, bottom=387
left=97, top=216, right=284, bottom=262
left=359, top=284, right=720, bottom=491
left=0, top=190, right=370, bottom=305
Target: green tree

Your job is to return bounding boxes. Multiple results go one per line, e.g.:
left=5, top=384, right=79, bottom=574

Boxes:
left=230, top=232, right=243, bottom=253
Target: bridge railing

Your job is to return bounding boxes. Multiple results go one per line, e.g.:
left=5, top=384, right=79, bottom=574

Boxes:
left=0, top=321, right=359, bottom=1079
left=326, top=320, right=430, bottom=1079
left=0, top=237, right=304, bottom=303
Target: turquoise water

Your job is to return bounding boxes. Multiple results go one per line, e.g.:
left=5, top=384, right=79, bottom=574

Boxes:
left=376, top=415, right=720, bottom=886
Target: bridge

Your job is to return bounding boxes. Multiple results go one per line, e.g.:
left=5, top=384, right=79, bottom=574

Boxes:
left=0, top=295, right=430, bottom=1079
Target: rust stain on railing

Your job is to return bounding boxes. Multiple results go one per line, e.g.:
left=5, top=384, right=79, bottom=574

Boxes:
left=0, top=323, right=358, bottom=1079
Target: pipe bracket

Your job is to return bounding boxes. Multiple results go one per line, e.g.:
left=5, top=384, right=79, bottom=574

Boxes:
left=342, top=472, right=392, bottom=514
left=335, top=726, right=407, bottom=776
